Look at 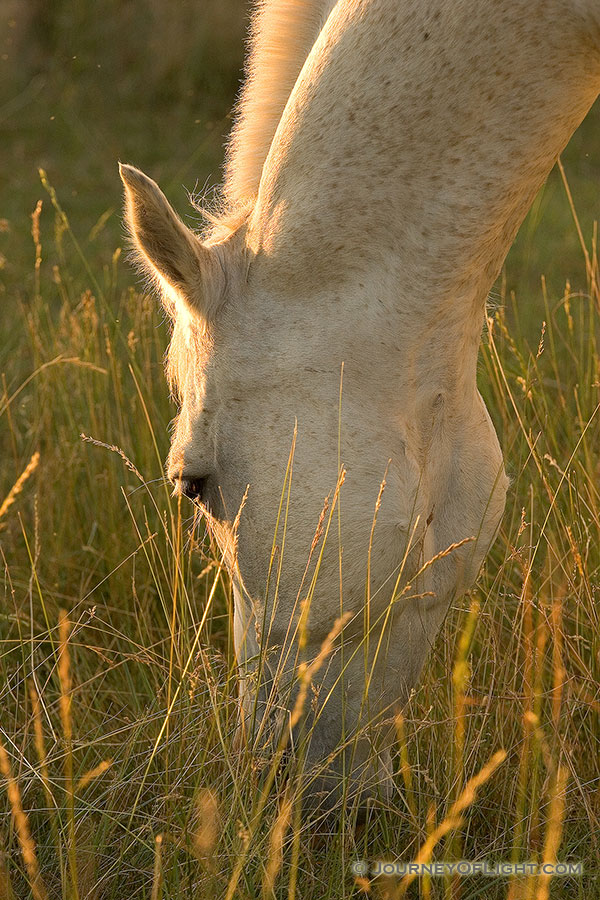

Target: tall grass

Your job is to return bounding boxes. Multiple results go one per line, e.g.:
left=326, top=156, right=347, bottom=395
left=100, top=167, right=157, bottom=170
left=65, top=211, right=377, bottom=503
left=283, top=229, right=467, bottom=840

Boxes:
left=1, top=5, right=599, bottom=897
left=0, top=162, right=598, bottom=897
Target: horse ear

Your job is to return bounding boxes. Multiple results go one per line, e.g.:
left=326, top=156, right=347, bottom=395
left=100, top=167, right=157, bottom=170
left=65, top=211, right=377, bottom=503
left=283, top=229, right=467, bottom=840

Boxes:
left=119, top=163, right=224, bottom=320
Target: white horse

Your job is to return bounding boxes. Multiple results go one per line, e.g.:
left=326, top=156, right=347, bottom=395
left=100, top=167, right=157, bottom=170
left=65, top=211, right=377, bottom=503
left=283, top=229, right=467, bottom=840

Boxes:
left=120, top=0, right=600, bottom=810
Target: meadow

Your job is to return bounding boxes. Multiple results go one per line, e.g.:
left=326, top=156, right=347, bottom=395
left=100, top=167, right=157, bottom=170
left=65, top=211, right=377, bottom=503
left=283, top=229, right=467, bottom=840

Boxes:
left=1, top=2, right=599, bottom=898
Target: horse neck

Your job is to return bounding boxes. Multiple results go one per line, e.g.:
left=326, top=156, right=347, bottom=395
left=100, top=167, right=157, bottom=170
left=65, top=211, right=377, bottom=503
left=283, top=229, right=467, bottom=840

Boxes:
left=246, top=0, right=600, bottom=362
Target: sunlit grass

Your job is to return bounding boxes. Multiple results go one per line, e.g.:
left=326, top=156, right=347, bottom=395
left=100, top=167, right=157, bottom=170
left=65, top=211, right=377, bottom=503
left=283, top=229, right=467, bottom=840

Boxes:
left=0, top=159, right=598, bottom=899
left=1, top=3, right=599, bottom=893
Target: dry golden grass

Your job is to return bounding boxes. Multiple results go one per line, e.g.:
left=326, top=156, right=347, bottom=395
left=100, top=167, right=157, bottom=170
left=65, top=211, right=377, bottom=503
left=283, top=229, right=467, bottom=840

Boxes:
left=0, top=4, right=599, bottom=898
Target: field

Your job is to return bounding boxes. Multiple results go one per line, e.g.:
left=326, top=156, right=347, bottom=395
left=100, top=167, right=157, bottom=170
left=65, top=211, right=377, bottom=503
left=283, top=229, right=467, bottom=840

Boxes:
left=1, top=2, right=600, bottom=898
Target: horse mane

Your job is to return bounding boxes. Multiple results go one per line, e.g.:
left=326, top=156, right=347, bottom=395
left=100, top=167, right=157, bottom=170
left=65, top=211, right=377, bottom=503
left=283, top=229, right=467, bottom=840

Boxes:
left=221, top=0, right=329, bottom=212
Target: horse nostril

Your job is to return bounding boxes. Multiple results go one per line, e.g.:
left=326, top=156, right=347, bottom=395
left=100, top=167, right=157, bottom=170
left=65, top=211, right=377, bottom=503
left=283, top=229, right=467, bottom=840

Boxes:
left=177, top=476, right=207, bottom=502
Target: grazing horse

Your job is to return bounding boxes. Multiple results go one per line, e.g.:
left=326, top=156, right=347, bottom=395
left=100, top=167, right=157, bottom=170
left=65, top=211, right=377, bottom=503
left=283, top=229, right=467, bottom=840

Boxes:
left=120, top=0, right=600, bottom=810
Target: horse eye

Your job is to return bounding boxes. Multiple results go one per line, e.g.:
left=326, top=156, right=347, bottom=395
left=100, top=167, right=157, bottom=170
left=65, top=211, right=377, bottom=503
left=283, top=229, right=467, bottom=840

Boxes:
left=173, top=475, right=208, bottom=503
